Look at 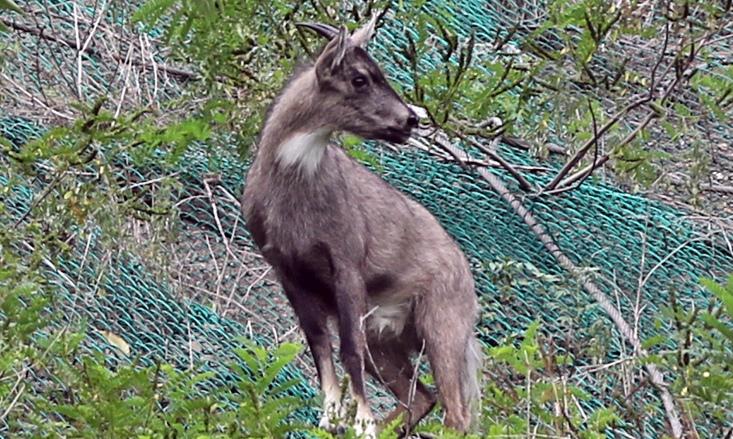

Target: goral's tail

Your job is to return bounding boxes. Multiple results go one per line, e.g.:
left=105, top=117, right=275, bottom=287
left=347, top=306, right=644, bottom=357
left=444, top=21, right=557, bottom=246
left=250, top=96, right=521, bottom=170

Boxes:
left=461, top=334, right=484, bottom=431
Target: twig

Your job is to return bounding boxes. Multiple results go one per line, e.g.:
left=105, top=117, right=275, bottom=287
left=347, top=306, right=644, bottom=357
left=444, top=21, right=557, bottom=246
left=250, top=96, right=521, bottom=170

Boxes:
left=525, top=350, right=531, bottom=438
left=186, top=307, right=194, bottom=371
left=557, top=112, right=655, bottom=189
left=75, top=0, right=106, bottom=100
left=543, top=96, right=650, bottom=192
left=183, top=282, right=271, bottom=326
left=1, top=72, right=74, bottom=120
left=0, top=371, right=27, bottom=423
left=638, top=234, right=714, bottom=293
left=575, top=356, right=637, bottom=376
left=404, top=340, right=426, bottom=436
left=502, top=134, right=566, bottom=155
left=242, top=266, right=272, bottom=303
left=202, top=176, right=244, bottom=266
left=449, top=130, right=534, bottom=191
left=559, top=380, right=581, bottom=439
left=143, top=34, right=159, bottom=104
left=540, top=99, right=602, bottom=196
left=409, top=128, right=471, bottom=170
left=76, top=228, right=95, bottom=283
left=114, top=43, right=135, bottom=118
left=203, top=235, right=222, bottom=294
left=221, top=250, right=251, bottom=318
left=634, top=230, right=649, bottom=346
left=421, top=144, right=552, bottom=173
left=700, top=184, right=733, bottom=194
left=13, top=169, right=66, bottom=227
left=553, top=25, right=721, bottom=192
left=125, top=172, right=181, bottom=190
left=649, top=21, right=671, bottom=99
left=612, top=270, right=632, bottom=397
left=280, top=324, right=300, bottom=341
left=73, top=3, right=82, bottom=99
left=0, top=17, right=197, bottom=80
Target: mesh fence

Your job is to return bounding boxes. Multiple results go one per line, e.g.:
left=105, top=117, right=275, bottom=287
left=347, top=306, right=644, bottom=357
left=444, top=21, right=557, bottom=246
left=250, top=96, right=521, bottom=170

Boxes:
left=1, top=0, right=732, bottom=437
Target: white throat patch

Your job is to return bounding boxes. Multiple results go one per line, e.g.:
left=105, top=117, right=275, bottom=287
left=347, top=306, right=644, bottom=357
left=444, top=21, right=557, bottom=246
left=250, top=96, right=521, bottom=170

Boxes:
left=276, top=129, right=331, bottom=176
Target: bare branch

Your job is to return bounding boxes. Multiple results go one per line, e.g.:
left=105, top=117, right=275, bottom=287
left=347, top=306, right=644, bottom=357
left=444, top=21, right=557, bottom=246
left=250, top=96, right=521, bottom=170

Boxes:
left=543, top=96, right=650, bottom=192
left=558, top=111, right=656, bottom=190
left=502, top=134, right=567, bottom=155
left=0, top=17, right=197, bottom=80
left=448, top=129, right=535, bottom=191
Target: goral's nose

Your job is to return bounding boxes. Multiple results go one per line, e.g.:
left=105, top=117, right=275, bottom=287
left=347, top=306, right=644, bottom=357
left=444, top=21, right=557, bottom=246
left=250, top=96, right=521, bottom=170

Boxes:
left=405, top=110, right=419, bottom=128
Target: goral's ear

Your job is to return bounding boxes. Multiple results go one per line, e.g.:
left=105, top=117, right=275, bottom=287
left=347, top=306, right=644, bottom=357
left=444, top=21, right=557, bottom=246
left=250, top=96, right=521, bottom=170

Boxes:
left=350, top=13, right=378, bottom=48
left=315, top=25, right=349, bottom=82
left=330, top=25, right=349, bottom=69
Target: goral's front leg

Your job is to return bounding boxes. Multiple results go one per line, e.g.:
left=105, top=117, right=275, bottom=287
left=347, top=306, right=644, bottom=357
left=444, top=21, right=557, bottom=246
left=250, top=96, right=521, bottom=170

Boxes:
left=334, top=267, right=376, bottom=438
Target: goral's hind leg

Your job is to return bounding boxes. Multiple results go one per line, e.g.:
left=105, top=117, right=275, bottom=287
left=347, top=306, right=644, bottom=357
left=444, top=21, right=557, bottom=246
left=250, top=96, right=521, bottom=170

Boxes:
left=414, top=271, right=479, bottom=433
left=365, top=337, right=437, bottom=436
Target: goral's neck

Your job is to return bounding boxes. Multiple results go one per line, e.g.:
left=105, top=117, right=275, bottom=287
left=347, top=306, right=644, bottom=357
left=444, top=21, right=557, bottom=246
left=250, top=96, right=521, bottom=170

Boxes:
left=256, top=69, right=333, bottom=177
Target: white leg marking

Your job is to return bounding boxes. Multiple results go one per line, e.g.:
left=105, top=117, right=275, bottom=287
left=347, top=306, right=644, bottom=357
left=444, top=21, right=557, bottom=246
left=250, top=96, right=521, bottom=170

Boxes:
left=318, top=363, right=345, bottom=431
left=353, top=396, right=377, bottom=439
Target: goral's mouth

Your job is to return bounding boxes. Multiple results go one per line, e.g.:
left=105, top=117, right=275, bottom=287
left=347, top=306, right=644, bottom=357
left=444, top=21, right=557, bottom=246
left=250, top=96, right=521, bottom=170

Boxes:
left=380, top=127, right=412, bottom=144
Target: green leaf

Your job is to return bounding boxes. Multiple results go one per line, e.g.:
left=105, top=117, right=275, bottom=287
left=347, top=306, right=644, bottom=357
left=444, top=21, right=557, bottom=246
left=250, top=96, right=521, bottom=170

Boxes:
left=260, top=343, right=301, bottom=392
left=0, top=0, right=23, bottom=14
left=234, top=346, right=259, bottom=377
left=489, top=345, right=516, bottom=361
left=342, top=134, right=363, bottom=148
left=701, top=277, right=733, bottom=318
left=268, top=377, right=301, bottom=397
left=701, top=313, right=733, bottom=343
left=587, top=407, right=620, bottom=430
left=642, top=334, right=667, bottom=349
left=131, top=0, right=177, bottom=26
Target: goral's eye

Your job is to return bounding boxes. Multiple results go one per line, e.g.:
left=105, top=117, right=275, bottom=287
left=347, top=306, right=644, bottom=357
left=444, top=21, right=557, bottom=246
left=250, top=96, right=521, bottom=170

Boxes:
left=351, top=75, right=368, bottom=88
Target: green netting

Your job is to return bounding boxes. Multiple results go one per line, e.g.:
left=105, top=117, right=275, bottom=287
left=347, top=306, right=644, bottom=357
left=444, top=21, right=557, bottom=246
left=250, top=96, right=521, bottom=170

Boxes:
left=0, top=120, right=321, bottom=431
left=2, top=0, right=733, bottom=437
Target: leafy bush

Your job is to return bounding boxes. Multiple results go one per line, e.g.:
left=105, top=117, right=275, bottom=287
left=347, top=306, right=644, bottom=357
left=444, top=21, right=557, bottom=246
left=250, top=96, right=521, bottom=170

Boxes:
left=652, top=275, right=733, bottom=436
left=0, top=285, right=314, bottom=437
